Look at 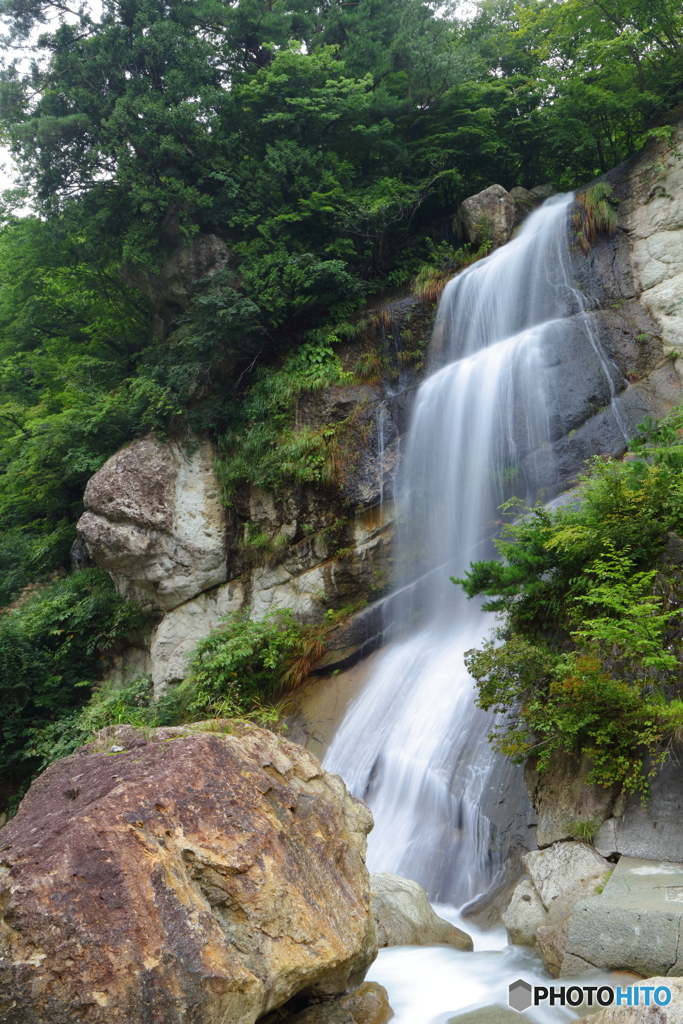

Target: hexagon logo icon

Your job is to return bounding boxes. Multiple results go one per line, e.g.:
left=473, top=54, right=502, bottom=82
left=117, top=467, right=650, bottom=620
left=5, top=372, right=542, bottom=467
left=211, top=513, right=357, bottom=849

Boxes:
left=509, top=979, right=533, bottom=1012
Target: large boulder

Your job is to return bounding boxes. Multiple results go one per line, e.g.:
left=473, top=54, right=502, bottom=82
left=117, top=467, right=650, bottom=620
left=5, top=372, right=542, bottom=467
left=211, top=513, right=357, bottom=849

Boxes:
left=0, top=722, right=377, bottom=1024
left=77, top=436, right=228, bottom=611
left=370, top=873, right=472, bottom=950
left=460, top=185, right=516, bottom=248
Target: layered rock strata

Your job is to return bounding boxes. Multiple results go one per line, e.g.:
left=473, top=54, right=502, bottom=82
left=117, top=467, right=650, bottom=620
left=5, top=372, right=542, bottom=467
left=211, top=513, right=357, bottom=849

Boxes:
left=0, top=723, right=377, bottom=1024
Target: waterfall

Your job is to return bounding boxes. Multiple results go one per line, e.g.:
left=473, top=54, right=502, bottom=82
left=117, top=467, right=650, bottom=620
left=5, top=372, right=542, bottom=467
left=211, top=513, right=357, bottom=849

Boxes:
left=324, top=194, right=627, bottom=908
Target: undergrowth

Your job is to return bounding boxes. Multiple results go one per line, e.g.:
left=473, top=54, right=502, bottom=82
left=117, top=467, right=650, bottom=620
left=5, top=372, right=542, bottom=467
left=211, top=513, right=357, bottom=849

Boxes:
left=22, top=608, right=333, bottom=792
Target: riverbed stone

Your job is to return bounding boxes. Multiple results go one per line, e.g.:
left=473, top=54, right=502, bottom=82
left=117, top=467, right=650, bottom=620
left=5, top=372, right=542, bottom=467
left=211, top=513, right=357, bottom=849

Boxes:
left=501, top=878, right=548, bottom=946
left=370, top=872, right=473, bottom=950
left=562, top=857, right=683, bottom=978
left=0, top=722, right=377, bottom=1024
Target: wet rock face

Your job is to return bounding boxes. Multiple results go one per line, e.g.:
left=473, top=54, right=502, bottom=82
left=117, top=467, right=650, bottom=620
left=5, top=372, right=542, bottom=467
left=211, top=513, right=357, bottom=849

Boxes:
left=0, top=723, right=377, bottom=1024
left=77, top=436, right=228, bottom=611
left=563, top=856, right=683, bottom=979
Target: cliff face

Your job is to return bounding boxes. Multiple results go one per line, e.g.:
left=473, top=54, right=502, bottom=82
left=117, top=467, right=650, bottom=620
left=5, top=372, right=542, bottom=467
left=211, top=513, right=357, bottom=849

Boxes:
left=77, top=121, right=683, bottom=696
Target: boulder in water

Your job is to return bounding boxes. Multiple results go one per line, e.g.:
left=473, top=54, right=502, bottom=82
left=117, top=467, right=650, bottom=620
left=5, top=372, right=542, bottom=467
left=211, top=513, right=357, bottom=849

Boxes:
left=370, top=872, right=473, bottom=950
left=0, top=722, right=377, bottom=1024
left=500, top=841, right=611, bottom=974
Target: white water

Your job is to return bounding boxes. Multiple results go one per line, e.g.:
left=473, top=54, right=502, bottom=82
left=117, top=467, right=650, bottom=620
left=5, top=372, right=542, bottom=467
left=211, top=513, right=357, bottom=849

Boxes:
left=324, top=194, right=625, bottom=909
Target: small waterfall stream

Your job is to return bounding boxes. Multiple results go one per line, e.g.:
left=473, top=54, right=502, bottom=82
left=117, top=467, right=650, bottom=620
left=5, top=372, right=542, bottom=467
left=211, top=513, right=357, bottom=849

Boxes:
left=324, top=195, right=626, bottom=912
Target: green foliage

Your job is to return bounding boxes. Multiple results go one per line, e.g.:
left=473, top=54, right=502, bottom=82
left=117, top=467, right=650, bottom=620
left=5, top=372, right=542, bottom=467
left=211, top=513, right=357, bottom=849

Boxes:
left=565, top=818, right=603, bottom=844
left=216, top=337, right=357, bottom=496
left=459, top=407, right=683, bottom=795
left=25, top=609, right=322, bottom=783
left=0, top=568, right=144, bottom=800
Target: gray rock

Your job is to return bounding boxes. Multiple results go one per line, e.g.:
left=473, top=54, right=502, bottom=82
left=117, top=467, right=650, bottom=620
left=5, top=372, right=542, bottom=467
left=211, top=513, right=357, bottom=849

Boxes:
left=520, top=841, right=611, bottom=976
left=524, top=746, right=617, bottom=849
left=370, top=873, right=473, bottom=950
left=509, top=186, right=537, bottom=226
left=149, top=579, right=244, bottom=696
left=594, top=757, right=683, bottom=863
left=501, top=879, right=548, bottom=946
left=529, top=183, right=556, bottom=198
left=77, top=436, right=228, bottom=612
left=562, top=857, right=683, bottom=977
left=579, top=977, right=683, bottom=1024
left=460, top=185, right=516, bottom=248
left=524, top=842, right=611, bottom=911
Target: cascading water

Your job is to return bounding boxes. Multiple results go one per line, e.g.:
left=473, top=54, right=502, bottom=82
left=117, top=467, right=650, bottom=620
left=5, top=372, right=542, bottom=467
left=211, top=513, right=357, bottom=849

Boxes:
left=324, top=194, right=627, bottom=909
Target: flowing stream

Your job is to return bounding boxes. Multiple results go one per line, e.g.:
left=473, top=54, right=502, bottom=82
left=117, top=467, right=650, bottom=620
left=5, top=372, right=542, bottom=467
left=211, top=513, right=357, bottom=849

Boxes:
left=324, top=194, right=626, bottom=910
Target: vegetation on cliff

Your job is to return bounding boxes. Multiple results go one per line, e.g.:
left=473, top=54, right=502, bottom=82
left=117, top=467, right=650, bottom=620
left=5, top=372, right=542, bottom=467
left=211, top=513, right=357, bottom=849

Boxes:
left=458, top=410, right=683, bottom=795
left=0, top=0, right=681, bottom=805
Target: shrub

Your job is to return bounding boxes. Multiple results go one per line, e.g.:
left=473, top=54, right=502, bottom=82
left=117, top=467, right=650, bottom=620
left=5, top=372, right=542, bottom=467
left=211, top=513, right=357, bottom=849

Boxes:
left=457, top=407, right=683, bottom=796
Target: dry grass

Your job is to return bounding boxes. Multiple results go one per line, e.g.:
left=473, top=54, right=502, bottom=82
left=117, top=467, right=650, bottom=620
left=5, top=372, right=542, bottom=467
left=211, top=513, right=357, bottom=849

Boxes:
left=573, top=182, right=619, bottom=254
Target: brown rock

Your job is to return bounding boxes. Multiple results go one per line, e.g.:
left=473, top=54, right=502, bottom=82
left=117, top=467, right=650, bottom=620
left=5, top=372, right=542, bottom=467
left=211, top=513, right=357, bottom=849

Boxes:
left=0, top=722, right=377, bottom=1024
left=339, top=982, right=394, bottom=1024
left=460, top=185, right=516, bottom=249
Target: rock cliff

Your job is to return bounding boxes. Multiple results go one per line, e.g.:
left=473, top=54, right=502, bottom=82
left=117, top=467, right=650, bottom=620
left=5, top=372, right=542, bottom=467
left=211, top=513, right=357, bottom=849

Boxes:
left=79, top=122, right=683, bottom=806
